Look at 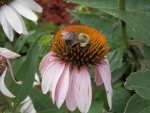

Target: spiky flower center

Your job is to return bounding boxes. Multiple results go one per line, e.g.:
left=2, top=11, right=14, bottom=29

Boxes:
left=0, top=0, right=11, bottom=6
left=51, top=25, right=109, bottom=68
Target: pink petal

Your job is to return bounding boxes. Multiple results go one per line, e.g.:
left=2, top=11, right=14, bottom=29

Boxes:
left=50, top=62, right=66, bottom=103
left=0, top=68, right=15, bottom=98
left=41, top=61, right=65, bottom=94
left=41, top=62, right=55, bottom=94
left=39, top=52, right=56, bottom=74
left=66, top=67, right=78, bottom=111
left=0, top=47, right=20, bottom=59
left=104, top=58, right=111, bottom=81
left=95, top=68, right=103, bottom=86
left=75, top=67, right=92, bottom=113
left=96, top=58, right=112, bottom=110
left=55, top=65, right=70, bottom=108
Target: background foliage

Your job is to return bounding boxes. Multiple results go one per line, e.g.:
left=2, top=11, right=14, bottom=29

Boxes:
left=0, top=0, right=150, bottom=113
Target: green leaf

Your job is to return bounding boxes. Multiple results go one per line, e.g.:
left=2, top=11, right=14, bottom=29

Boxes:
left=136, top=45, right=150, bottom=71
left=30, top=88, right=66, bottom=113
left=88, top=101, right=103, bottom=113
left=108, top=47, right=128, bottom=83
left=11, top=43, right=39, bottom=109
left=68, top=10, right=121, bottom=45
left=109, top=47, right=124, bottom=71
left=125, top=71, right=150, bottom=100
left=112, top=87, right=131, bottom=113
left=67, top=0, right=150, bottom=11
left=101, top=9, right=150, bottom=44
left=14, top=31, right=36, bottom=53
left=67, top=0, right=117, bottom=9
left=68, top=10, right=112, bottom=31
left=140, top=45, right=150, bottom=61
left=68, top=0, right=150, bottom=44
left=126, top=0, right=150, bottom=11
left=124, top=94, right=150, bottom=113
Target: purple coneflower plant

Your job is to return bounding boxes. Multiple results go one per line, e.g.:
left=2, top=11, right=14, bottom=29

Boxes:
left=40, top=25, right=112, bottom=113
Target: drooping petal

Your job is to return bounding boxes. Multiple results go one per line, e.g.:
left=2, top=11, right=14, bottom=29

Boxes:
left=0, top=68, right=15, bottom=98
left=0, top=11, right=14, bottom=41
left=95, top=68, right=103, bottom=86
left=96, top=58, right=112, bottom=110
left=2, top=5, right=23, bottom=34
left=39, top=52, right=56, bottom=74
left=0, top=47, right=20, bottom=59
left=75, top=67, right=92, bottom=113
left=6, top=59, right=22, bottom=85
left=55, top=65, right=70, bottom=108
left=66, top=67, right=77, bottom=111
left=10, top=2, right=38, bottom=21
left=41, top=62, right=56, bottom=94
left=50, top=62, right=66, bottom=103
left=104, top=58, right=111, bottom=81
left=15, top=0, right=43, bottom=13
left=41, top=61, right=65, bottom=95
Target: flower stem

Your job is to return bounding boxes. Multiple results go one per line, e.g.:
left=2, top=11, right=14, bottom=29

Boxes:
left=118, top=0, right=128, bottom=47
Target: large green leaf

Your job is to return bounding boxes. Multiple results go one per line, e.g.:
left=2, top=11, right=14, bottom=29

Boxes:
left=112, top=87, right=131, bottom=113
left=124, top=94, right=150, bottom=113
left=125, top=71, right=150, bottom=100
left=126, top=0, right=150, bottom=11
left=88, top=101, right=103, bottom=113
left=67, top=0, right=150, bottom=11
left=67, top=0, right=117, bottom=9
left=11, top=43, right=39, bottom=110
left=101, top=9, right=150, bottom=44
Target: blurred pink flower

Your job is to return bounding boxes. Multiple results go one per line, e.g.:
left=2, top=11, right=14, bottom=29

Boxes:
left=39, top=25, right=112, bottom=113
left=0, top=47, right=21, bottom=98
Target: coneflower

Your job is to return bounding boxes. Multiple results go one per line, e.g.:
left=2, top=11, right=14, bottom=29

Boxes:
left=40, top=25, right=112, bottom=113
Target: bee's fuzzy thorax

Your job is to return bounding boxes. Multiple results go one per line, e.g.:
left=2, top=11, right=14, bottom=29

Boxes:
left=51, top=25, right=109, bottom=68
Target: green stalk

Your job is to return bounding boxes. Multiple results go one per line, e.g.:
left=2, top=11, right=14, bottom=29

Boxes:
left=118, top=0, right=128, bottom=47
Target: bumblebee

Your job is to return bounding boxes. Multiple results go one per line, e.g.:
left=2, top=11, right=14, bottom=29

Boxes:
left=61, top=30, right=91, bottom=47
